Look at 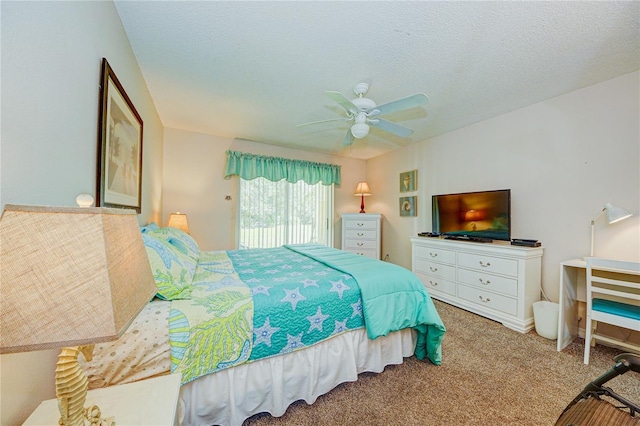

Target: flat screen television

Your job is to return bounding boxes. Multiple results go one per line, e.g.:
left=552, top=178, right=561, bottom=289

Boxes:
left=432, top=189, right=511, bottom=241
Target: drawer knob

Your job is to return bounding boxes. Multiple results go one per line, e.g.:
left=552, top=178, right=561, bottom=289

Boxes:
left=357, top=232, right=364, bottom=236
left=478, top=278, right=491, bottom=285
left=429, top=281, right=438, bottom=286
left=478, top=296, right=491, bottom=303
left=357, top=223, right=364, bottom=227
left=479, top=261, right=491, bottom=268
left=429, top=266, right=438, bottom=272
left=357, top=242, right=364, bottom=246
left=429, top=252, right=438, bottom=258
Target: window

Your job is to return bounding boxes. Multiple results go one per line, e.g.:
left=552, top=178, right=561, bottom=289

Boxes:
left=225, top=150, right=340, bottom=249
left=239, top=177, right=334, bottom=249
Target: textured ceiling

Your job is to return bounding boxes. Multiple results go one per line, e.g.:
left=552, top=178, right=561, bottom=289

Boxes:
left=115, top=1, right=639, bottom=160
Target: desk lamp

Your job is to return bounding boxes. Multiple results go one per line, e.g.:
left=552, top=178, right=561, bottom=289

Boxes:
left=354, top=181, right=371, bottom=213
left=0, top=205, right=156, bottom=426
left=590, top=203, right=633, bottom=256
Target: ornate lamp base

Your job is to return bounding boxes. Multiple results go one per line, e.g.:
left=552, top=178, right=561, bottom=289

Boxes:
left=55, top=346, right=114, bottom=426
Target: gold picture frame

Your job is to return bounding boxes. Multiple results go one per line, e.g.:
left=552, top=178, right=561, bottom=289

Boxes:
left=400, top=170, right=417, bottom=193
left=96, top=58, right=143, bottom=212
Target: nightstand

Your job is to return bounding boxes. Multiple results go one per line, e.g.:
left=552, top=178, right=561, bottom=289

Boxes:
left=23, top=373, right=181, bottom=426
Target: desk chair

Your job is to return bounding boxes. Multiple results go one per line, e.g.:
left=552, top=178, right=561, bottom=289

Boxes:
left=584, top=257, right=640, bottom=365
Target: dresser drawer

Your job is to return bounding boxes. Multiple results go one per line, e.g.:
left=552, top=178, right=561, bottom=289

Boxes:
left=458, top=252, right=518, bottom=277
left=343, top=219, right=378, bottom=230
left=458, top=268, right=518, bottom=297
left=413, top=258, right=456, bottom=280
left=458, top=284, right=517, bottom=316
left=344, top=248, right=377, bottom=258
left=344, top=229, right=377, bottom=240
left=413, top=245, right=456, bottom=265
left=344, top=239, right=378, bottom=250
left=418, top=273, right=456, bottom=296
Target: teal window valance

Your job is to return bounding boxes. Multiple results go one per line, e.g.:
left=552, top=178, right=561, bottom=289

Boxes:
left=224, top=150, right=341, bottom=186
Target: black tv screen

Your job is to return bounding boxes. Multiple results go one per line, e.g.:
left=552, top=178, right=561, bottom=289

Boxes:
left=432, top=189, right=511, bottom=241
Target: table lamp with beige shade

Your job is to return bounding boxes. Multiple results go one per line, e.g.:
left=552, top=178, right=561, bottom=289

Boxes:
left=167, top=211, right=190, bottom=234
left=0, top=205, right=157, bottom=426
left=353, top=181, right=371, bottom=213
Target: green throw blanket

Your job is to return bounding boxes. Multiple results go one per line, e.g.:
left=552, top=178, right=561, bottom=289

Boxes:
left=286, top=244, right=446, bottom=365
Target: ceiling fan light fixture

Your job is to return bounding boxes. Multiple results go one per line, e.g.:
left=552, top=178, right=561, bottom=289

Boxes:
left=308, top=82, right=428, bottom=144
left=351, top=123, right=369, bottom=138
left=351, top=97, right=376, bottom=111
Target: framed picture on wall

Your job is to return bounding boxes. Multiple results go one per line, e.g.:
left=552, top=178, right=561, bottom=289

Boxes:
left=399, top=170, right=417, bottom=193
left=96, top=58, right=144, bottom=213
left=400, top=196, right=417, bottom=217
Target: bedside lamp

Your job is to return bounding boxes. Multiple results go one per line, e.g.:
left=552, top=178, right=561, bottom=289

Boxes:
left=354, top=181, right=372, bottom=213
left=167, top=211, right=190, bottom=234
left=0, top=205, right=156, bottom=426
left=590, top=202, right=633, bottom=256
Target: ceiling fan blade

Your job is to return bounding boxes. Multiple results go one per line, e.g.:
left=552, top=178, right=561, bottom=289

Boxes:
left=324, top=91, right=359, bottom=115
left=342, top=129, right=355, bottom=146
left=369, top=118, right=414, bottom=137
left=297, top=117, right=350, bottom=127
left=374, top=93, right=428, bottom=116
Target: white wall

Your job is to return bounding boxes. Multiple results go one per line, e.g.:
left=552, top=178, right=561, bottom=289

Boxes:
left=164, top=73, right=639, bottom=299
left=163, top=129, right=367, bottom=250
left=367, top=71, right=640, bottom=301
left=0, top=2, right=163, bottom=424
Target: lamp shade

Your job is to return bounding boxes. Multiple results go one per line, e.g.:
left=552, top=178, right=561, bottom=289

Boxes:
left=168, top=212, right=190, bottom=234
left=0, top=205, right=157, bottom=354
left=354, top=181, right=372, bottom=196
left=590, top=203, right=634, bottom=257
left=603, top=203, right=633, bottom=224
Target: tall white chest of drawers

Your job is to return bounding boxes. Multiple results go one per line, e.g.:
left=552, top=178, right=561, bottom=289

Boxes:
left=341, top=213, right=382, bottom=259
left=411, top=237, right=543, bottom=333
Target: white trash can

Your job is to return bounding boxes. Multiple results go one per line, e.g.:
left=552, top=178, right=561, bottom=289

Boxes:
left=533, top=300, right=559, bottom=340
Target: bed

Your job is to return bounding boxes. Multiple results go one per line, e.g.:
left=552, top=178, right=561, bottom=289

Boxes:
left=82, top=225, right=446, bottom=426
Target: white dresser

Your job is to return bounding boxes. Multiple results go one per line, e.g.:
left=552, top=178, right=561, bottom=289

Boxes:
left=341, top=213, right=382, bottom=259
left=411, top=237, right=543, bottom=333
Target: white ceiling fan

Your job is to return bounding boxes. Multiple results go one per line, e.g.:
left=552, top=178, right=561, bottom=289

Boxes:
left=299, top=82, right=429, bottom=146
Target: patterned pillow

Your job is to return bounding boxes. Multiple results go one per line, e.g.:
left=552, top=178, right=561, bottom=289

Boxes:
left=142, top=233, right=196, bottom=300
left=140, top=222, right=160, bottom=234
left=148, top=227, right=200, bottom=262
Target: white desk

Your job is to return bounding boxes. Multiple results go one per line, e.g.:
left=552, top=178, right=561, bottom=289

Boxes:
left=557, top=257, right=640, bottom=352
left=557, top=258, right=587, bottom=352
left=23, top=373, right=181, bottom=425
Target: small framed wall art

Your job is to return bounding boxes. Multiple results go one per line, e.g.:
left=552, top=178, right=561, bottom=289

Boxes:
left=400, top=196, right=417, bottom=217
left=399, top=170, right=417, bottom=193
left=96, top=58, right=144, bottom=213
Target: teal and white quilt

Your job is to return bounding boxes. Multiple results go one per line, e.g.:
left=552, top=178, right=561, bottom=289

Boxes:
left=167, top=245, right=445, bottom=385
left=228, top=247, right=365, bottom=361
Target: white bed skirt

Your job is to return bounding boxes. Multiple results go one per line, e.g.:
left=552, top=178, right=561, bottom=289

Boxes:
left=178, top=327, right=417, bottom=426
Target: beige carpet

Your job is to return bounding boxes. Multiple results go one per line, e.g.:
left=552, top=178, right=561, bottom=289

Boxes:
left=244, top=300, right=640, bottom=426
